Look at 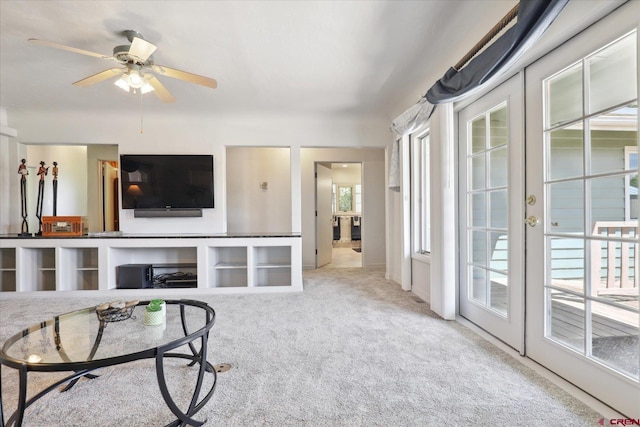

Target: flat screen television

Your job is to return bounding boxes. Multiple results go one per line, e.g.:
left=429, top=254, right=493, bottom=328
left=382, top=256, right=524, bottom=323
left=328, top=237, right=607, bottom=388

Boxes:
left=120, top=154, right=214, bottom=210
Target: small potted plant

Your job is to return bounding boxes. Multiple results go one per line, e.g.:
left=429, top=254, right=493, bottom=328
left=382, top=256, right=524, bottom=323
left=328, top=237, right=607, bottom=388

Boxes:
left=144, top=299, right=166, bottom=326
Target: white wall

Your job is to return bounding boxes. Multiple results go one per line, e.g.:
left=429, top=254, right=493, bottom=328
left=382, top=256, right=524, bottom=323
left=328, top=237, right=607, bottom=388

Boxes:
left=0, top=108, right=18, bottom=234
left=331, top=164, right=361, bottom=185
left=301, top=147, right=385, bottom=269
left=0, top=110, right=389, bottom=238
left=226, top=147, right=292, bottom=233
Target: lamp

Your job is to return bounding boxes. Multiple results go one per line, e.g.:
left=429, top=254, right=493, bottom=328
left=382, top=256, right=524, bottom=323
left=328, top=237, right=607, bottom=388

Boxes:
left=126, top=184, right=144, bottom=197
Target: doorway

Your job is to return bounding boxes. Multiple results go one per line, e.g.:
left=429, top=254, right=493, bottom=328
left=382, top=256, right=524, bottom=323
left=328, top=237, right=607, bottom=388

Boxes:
left=456, top=8, right=639, bottom=417
left=316, top=162, right=363, bottom=268
left=99, top=160, right=119, bottom=232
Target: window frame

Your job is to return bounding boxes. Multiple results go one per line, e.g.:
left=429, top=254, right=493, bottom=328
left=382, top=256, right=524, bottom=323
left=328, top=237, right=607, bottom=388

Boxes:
left=410, top=126, right=431, bottom=257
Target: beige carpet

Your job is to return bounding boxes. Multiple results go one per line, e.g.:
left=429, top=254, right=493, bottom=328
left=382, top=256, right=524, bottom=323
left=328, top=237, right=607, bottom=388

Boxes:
left=0, top=268, right=604, bottom=426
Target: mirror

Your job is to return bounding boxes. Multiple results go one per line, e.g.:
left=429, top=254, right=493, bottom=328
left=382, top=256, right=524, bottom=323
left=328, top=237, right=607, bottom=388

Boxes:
left=23, top=144, right=119, bottom=233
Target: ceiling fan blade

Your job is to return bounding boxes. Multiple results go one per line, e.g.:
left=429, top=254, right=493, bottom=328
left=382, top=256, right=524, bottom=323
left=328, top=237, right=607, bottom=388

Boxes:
left=28, top=38, right=114, bottom=60
left=129, top=37, right=157, bottom=62
left=152, top=65, right=217, bottom=89
left=73, top=68, right=124, bottom=87
left=145, top=75, right=176, bottom=103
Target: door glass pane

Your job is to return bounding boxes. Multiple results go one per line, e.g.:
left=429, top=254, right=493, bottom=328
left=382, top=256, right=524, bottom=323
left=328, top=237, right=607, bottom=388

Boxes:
left=548, top=237, right=585, bottom=294
left=590, top=176, right=625, bottom=223
left=470, top=154, right=485, bottom=190
left=547, top=63, right=583, bottom=127
left=489, top=271, right=508, bottom=316
left=549, top=125, right=583, bottom=180
left=588, top=33, right=637, bottom=114
left=590, top=105, right=638, bottom=175
left=471, top=116, right=486, bottom=154
left=590, top=300, right=639, bottom=379
left=489, top=232, right=508, bottom=272
left=471, top=230, right=487, bottom=266
left=470, top=193, right=486, bottom=227
left=489, top=106, right=508, bottom=148
left=591, top=238, right=637, bottom=300
left=548, top=180, right=584, bottom=235
left=471, top=267, right=487, bottom=304
left=548, top=289, right=585, bottom=352
left=488, top=190, right=508, bottom=229
left=489, top=147, right=508, bottom=188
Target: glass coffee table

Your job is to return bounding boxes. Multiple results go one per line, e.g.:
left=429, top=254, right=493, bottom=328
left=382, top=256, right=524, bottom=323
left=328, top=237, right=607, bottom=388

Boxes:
left=0, top=299, right=216, bottom=427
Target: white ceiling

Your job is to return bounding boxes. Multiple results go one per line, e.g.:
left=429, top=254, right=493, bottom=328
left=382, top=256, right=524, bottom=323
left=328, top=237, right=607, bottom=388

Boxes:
left=0, top=1, right=625, bottom=122
left=1, top=0, right=521, bottom=120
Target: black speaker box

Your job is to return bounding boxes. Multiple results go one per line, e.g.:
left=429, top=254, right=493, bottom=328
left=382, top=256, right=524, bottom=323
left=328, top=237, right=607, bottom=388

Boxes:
left=117, top=264, right=153, bottom=289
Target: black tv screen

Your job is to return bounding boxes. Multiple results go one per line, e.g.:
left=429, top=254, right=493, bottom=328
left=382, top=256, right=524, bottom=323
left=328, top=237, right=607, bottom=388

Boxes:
left=120, top=155, right=214, bottom=209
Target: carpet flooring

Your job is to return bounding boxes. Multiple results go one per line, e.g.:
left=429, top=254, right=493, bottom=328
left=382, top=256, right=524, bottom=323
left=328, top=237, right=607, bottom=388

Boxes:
left=0, top=268, right=606, bottom=426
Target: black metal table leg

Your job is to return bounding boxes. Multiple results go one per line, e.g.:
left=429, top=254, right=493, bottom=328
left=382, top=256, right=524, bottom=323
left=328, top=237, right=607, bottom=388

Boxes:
left=0, top=363, right=5, bottom=427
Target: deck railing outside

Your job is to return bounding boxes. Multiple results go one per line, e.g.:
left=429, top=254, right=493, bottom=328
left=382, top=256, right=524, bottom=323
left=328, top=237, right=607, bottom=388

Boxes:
left=590, top=221, right=639, bottom=297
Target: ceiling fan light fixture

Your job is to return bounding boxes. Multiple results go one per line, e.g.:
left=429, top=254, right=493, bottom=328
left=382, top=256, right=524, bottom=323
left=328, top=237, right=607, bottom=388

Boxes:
left=127, top=69, right=145, bottom=88
left=140, top=81, right=154, bottom=94
left=114, top=75, right=130, bottom=92
left=114, top=74, right=154, bottom=94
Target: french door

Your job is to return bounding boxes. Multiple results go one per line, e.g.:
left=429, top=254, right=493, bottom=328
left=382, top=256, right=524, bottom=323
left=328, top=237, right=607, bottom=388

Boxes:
left=459, top=75, right=525, bottom=352
left=525, top=6, right=639, bottom=417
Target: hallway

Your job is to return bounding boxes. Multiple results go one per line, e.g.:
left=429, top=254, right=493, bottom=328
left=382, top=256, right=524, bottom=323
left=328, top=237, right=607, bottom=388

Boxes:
left=320, top=246, right=362, bottom=268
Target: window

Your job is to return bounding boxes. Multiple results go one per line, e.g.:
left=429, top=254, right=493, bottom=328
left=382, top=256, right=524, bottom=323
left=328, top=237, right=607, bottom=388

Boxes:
left=411, top=129, right=431, bottom=254
left=333, top=184, right=361, bottom=213
left=338, top=186, right=353, bottom=212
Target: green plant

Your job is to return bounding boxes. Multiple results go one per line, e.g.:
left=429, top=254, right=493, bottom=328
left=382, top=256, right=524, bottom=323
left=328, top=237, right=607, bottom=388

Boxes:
left=146, top=299, right=164, bottom=312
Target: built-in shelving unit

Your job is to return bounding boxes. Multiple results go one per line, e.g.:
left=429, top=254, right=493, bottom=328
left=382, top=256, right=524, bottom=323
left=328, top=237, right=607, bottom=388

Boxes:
left=0, top=234, right=302, bottom=296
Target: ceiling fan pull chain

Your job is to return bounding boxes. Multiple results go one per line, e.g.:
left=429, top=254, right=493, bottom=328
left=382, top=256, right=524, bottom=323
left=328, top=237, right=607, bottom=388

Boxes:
left=140, top=89, right=144, bottom=134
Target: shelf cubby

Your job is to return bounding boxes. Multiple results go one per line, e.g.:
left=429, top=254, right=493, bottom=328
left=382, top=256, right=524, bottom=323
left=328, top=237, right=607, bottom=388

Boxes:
left=109, top=246, right=198, bottom=290
left=19, top=248, right=56, bottom=291
left=0, top=248, right=17, bottom=291
left=58, top=247, right=100, bottom=291
left=209, top=246, right=248, bottom=287
left=254, top=246, right=292, bottom=286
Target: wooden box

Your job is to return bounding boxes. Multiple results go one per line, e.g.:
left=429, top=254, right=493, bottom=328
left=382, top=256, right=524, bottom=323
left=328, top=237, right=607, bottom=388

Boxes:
left=42, top=216, right=88, bottom=237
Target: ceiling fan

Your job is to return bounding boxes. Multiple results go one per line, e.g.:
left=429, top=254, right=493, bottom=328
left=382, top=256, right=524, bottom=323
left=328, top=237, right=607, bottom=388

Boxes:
left=28, top=30, right=217, bottom=103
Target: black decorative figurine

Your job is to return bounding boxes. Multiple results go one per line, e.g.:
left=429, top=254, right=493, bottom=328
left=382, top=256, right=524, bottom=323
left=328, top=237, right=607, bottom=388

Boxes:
left=18, top=159, right=30, bottom=236
left=35, top=161, right=48, bottom=236
left=52, top=161, right=59, bottom=216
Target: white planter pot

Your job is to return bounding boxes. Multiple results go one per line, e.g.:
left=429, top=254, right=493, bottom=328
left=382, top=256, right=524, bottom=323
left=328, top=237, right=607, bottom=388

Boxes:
left=145, top=309, right=164, bottom=326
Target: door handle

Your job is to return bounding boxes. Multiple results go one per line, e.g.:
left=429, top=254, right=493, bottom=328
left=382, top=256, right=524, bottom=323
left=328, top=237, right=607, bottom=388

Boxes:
left=524, top=216, right=539, bottom=227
